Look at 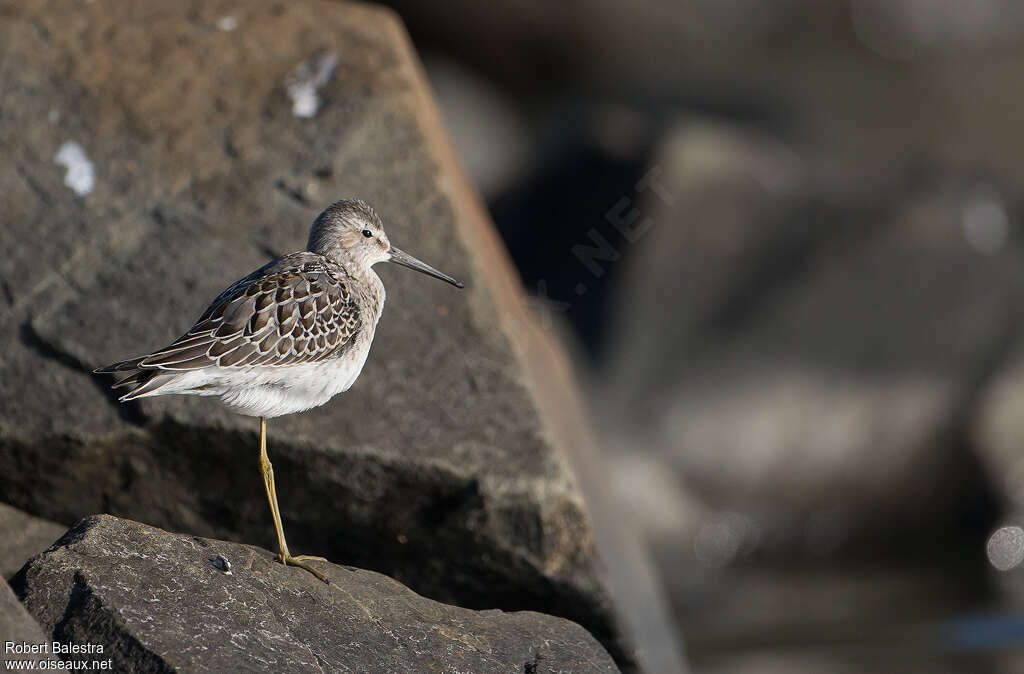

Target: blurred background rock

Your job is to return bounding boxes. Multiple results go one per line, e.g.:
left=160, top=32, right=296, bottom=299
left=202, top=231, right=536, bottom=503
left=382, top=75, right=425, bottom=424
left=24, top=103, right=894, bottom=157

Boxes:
left=387, top=0, right=1024, bottom=671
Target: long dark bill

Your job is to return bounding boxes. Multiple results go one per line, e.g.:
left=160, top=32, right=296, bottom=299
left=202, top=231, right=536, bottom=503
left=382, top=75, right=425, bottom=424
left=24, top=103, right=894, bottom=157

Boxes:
left=389, top=246, right=464, bottom=288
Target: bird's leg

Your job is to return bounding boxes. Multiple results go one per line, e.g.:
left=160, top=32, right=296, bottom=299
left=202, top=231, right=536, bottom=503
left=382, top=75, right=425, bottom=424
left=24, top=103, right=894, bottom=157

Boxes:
left=258, top=416, right=328, bottom=583
left=258, top=416, right=289, bottom=556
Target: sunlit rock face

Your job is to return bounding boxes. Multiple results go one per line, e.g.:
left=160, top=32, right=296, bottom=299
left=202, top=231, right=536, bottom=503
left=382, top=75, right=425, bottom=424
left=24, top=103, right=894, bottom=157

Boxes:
left=0, top=2, right=680, bottom=671
left=12, top=516, right=619, bottom=673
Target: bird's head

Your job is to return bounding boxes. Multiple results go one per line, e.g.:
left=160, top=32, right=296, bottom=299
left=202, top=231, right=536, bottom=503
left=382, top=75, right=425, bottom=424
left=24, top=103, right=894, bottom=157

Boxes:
left=307, top=199, right=464, bottom=288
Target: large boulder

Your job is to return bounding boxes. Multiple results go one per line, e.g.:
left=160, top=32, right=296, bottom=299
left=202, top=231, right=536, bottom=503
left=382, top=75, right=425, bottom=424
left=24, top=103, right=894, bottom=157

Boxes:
left=11, top=515, right=617, bottom=672
left=0, top=2, right=681, bottom=671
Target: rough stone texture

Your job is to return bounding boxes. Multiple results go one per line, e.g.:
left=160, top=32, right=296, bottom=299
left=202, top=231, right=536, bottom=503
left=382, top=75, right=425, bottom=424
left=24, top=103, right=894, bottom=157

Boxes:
left=1, top=577, right=57, bottom=666
left=0, top=1, right=679, bottom=670
left=10, top=515, right=617, bottom=672
left=599, top=119, right=1023, bottom=558
left=0, top=503, right=66, bottom=580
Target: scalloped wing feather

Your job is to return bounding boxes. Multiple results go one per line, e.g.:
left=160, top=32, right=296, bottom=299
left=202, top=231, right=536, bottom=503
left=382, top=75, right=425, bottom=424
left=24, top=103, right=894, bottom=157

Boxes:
left=135, top=253, right=361, bottom=372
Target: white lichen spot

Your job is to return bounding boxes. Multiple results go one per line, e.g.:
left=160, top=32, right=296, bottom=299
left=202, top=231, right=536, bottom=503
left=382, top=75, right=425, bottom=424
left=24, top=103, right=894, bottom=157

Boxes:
left=54, top=140, right=95, bottom=197
left=48, top=108, right=60, bottom=124
left=216, top=16, right=238, bottom=32
left=285, top=51, right=339, bottom=119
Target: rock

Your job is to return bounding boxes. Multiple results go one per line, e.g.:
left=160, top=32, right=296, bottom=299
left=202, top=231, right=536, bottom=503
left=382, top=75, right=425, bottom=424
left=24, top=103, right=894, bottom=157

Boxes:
left=0, top=1, right=677, bottom=670
left=1, top=577, right=56, bottom=666
left=12, top=515, right=617, bottom=673
left=599, top=119, right=1022, bottom=559
left=0, top=503, right=66, bottom=579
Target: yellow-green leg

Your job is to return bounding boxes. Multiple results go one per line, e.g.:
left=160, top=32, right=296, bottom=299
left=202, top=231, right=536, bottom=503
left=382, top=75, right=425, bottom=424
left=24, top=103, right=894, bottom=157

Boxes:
left=258, top=416, right=329, bottom=583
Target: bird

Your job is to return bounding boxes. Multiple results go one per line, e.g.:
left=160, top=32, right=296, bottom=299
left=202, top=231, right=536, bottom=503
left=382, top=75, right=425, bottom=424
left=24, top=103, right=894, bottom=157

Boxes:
left=95, top=199, right=464, bottom=583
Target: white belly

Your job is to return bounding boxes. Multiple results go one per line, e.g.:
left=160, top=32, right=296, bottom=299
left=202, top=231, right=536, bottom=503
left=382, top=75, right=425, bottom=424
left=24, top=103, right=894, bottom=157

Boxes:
left=170, top=340, right=373, bottom=418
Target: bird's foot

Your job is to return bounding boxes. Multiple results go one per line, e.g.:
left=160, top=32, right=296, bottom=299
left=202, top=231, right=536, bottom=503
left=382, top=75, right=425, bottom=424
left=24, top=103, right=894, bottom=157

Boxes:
left=278, top=553, right=329, bottom=584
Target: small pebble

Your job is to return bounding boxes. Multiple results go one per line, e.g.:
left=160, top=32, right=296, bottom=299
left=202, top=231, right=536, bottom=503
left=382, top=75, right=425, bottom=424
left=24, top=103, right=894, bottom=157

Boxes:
left=212, top=554, right=233, bottom=575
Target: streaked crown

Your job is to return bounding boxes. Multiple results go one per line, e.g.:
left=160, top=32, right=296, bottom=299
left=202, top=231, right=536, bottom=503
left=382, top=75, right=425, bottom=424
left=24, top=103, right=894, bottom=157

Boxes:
left=307, top=199, right=390, bottom=266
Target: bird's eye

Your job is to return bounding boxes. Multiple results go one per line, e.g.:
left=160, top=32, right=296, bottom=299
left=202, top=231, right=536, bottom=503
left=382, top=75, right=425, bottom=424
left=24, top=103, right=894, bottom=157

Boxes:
left=362, top=229, right=373, bottom=238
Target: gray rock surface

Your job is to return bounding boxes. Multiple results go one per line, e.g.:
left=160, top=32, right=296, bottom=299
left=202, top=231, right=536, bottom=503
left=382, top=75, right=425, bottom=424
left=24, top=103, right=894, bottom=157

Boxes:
left=600, top=120, right=1024, bottom=558
left=0, top=1, right=674, bottom=670
left=0, top=503, right=66, bottom=580
left=1, top=577, right=56, bottom=666
left=11, top=515, right=617, bottom=673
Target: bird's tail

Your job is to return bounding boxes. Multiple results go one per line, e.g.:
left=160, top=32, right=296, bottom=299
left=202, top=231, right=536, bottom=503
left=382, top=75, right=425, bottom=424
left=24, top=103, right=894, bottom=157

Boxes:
left=93, top=357, right=145, bottom=374
left=94, top=358, right=181, bottom=401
